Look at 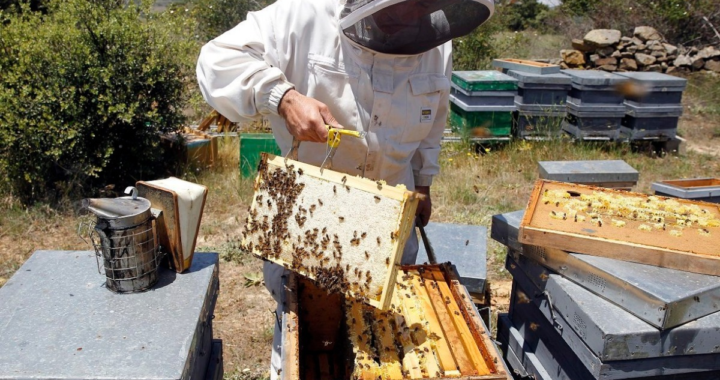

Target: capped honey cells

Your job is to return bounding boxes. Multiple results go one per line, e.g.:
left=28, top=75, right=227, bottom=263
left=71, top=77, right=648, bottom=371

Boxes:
left=541, top=189, right=720, bottom=238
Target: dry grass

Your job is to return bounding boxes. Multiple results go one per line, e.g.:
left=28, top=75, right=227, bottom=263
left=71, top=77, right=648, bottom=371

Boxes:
left=1, top=73, right=719, bottom=380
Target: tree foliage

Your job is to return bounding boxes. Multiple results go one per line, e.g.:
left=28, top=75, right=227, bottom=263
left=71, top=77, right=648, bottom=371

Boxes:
left=0, top=0, right=198, bottom=203
left=190, top=0, right=264, bottom=42
left=503, top=0, right=550, bottom=31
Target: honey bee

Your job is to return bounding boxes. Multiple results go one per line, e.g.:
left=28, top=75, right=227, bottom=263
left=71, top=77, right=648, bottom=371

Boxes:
left=364, top=251, right=370, bottom=260
left=333, top=185, right=337, bottom=194
left=374, top=195, right=381, bottom=202
left=385, top=258, right=390, bottom=266
left=318, top=199, right=323, bottom=206
left=341, top=175, right=347, bottom=184
left=339, top=216, right=345, bottom=222
left=377, top=237, right=381, bottom=245
left=298, top=168, right=303, bottom=175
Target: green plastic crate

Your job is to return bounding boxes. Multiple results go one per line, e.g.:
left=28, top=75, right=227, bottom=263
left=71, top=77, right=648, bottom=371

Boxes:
left=449, top=103, right=513, bottom=137
left=239, top=133, right=282, bottom=178
left=451, top=71, right=518, bottom=92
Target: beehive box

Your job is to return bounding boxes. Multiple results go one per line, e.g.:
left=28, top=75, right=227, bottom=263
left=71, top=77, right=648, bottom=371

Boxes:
left=519, top=180, right=720, bottom=276
left=653, top=178, right=720, bottom=203
left=242, top=154, right=421, bottom=310
left=280, top=265, right=511, bottom=380
left=451, top=71, right=518, bottom=92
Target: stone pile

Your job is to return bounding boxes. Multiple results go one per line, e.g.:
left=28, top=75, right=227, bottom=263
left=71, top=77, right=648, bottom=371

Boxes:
left=557, top=26, right=720, bottom=74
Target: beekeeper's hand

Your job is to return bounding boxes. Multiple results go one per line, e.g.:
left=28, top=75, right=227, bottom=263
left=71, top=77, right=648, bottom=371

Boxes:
left=415, top=186, right=432, bottom=227
left=278, top=89, right=343, bottom=143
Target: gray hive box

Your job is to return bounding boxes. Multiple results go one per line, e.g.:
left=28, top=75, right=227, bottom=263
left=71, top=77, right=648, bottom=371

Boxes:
left=492, top=210, right=720, bottom=329
left=652, top=178, right=720, bottom=203
left=0, top=250, right=220, bottom=380
left=496, top=314, right=553, bottom=380
left=538, top=160, right=639, bottom=189
left=450, top=84, right=516, bottom=106
left=614, top=72, right=687, bottom=106
left=506, top=269, right=720, bottom=380
left=507, top=250, right=720, bottom=360
left=621, top=103, right=682, bottom=140
left=497, top=314, right=720, bottom=380
left=563, top=101, right=627, bottom=141
left=562, top=69, right=626, bottom=106
left=415, top=222, right=487, bottom=297
left=507, top=70, right=571, bottom=107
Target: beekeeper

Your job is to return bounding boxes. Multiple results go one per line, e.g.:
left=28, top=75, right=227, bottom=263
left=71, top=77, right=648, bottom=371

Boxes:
left=197, top=0, right=493, bottom=376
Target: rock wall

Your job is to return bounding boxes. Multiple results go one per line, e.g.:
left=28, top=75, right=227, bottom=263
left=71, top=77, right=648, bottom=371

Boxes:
left=555, top=26, right=720, bottom=74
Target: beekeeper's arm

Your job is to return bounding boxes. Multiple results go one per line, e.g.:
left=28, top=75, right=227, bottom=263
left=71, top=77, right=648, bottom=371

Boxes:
left=412, top=48, right=452, bottom=227
left=196, top=2, right=338, bottom=142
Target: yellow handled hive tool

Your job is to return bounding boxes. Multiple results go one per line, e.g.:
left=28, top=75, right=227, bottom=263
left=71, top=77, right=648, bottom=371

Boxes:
left=285, top=125, right=366, bottom=174
left=321, top=127, right=366, bottom=174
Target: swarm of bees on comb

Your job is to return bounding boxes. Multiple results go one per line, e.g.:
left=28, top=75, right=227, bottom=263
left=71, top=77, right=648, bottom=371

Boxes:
left=345, top=268, right=494, bottom=380
left=241, top=156, right=410, bottom=308
left=542, top=189, right=720, bottom=238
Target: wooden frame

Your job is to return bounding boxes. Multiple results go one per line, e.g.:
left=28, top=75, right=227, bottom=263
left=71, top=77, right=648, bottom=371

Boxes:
left=281, top=264, right=511, bottom=380
left=519, top=180, right=720, bottom=276
left=136, top=179, right=208, bottom=273
left=243, top=154, right=421, bottom=310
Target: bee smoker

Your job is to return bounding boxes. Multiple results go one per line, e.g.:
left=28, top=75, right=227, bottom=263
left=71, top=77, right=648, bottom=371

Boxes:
left=82, top=187, right=163, bottom=293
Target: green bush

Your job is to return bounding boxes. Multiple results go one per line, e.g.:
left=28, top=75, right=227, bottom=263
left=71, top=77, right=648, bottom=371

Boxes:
left=190, top=0, right=264, bottom=42
left=0, top=0, right=198, bottom=203
left=503, top=0, right=550, bottom=31
left=452, top=3, right=528, bottom=70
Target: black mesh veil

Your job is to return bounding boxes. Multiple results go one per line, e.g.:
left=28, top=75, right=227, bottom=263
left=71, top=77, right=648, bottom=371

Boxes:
left=340, top=0, right=493, bottom=55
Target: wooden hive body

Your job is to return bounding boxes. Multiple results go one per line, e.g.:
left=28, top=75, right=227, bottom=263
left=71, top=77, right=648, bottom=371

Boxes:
left=280, top=265, right=511, bottom=380
left=520, top=180, right=720, bottom=276
left=242, top=154, right=421, bottom=310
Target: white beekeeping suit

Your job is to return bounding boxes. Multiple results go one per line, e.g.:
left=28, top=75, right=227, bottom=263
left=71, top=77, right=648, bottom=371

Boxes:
left=196, top=0, right=493, bottom=377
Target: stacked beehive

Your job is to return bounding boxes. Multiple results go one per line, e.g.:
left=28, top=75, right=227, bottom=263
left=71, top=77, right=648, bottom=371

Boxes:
left=614, top=72, right=687, bottom=141
left=449, top=71, right=517, bottom=141
left=279, top=266, right=511, bottom=380
left=561, top=69, right=627, bottom=141
left=490, top=181, right=720, bottom=380
left=507, top=70, right=571, bottom=140
left=652, top=178, right=720, bottom=204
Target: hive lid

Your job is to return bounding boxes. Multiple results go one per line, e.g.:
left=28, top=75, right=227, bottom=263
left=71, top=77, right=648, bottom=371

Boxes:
left=614, top=71, right=688, bottom=91
left=538, top=160, right=639, bottom=183
left=0, top=250, right=219, bottom=380
left=452, top=71, right=518, bottom=92
left=561, top=69, right=625, bottom=86
left=507, top=70, right=572, bottom=85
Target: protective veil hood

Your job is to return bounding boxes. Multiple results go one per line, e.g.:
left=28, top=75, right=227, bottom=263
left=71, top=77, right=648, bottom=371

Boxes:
left=339, top=0, right=493, bottom=55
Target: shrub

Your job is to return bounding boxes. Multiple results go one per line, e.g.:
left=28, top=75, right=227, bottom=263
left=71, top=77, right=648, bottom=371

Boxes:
left=190, top=0, right=264, bottom=42
left=452, top=3, right=528, bottom=70
left=0, top=0, right=198, bottom=203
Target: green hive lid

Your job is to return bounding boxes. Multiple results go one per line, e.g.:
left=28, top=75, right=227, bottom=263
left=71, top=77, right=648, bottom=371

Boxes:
left=452, top=71, right=518, bottom=91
